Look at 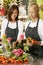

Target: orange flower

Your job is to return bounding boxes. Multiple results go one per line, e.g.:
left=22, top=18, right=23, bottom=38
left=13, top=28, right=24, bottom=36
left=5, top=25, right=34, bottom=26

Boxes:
left=31, top=39, right=37, bottom=44
left=27, top=37, right=32, bottom=43
left=15, top=60, right=19, bottom=64
left=0, top=58, right=1, bottom=62
left=2, top=56, right=6, bottom=59
left=2, top=60, right=7, bottom=64
left=8, top=58, right=15, bottom=64
left=14, top=60, right=22, bottom=64
left=18, top=60, right=22, bottom=65
left=3, top=34, right=6, bottom=38
left=24, top=59, right=29, bottom=64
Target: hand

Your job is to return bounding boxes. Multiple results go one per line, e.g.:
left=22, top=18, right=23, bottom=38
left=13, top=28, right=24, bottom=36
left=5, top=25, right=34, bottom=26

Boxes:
left=12, top=40, right=19, bottom=47
left=12, top=41, right=17, bottom=47
left=31, top=40, right=41, bottom=46
left=34, top=41, right=41, bottom=46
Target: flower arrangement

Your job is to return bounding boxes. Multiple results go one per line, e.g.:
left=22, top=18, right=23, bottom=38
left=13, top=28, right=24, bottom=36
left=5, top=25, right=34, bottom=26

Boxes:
left=1, top=34, right=29, bottom=64
left=9, top=39, right=29, bottom=64
left=0, top=34, right=37, bottom=64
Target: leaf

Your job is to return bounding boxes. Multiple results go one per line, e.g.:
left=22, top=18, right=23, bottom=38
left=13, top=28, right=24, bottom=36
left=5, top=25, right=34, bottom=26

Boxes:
left=10, top=53, right=15, bottom=57
left=0, top=50, right=3, bottom=54
left=24, top=45, right=29, bottom=51
left=22, top=54, right=27, bottom=59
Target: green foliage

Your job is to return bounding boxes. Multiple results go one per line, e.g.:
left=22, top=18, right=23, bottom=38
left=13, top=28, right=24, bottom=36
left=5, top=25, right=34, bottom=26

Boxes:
left=4, top=0, right=14, bottom=15
left=24, top=45, right=29, bottom=52
left=0, top=49, right=3, bottom=54
left=2, top=34, right=10, bottom=52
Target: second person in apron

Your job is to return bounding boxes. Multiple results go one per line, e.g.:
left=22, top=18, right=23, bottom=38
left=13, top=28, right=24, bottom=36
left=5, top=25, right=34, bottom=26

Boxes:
left=25, top=3, right=43, bottom=57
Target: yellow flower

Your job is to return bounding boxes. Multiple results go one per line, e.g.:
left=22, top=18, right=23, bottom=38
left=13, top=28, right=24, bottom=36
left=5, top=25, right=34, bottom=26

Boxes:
left=2, top=34, right=6, bottom=38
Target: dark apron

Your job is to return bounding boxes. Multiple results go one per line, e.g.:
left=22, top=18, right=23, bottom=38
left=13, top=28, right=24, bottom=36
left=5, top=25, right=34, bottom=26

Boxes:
left=25, top=19, right=43, bottom=57
left=5, top=21, right=18, bottom=43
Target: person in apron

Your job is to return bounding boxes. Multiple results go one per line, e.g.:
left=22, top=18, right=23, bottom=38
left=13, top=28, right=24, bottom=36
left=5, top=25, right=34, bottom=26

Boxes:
left=1, top=5, right=23, bottom=45
left=5, top=21, right=18, bottom=43
left=5, top=5, right=19, bottom=44
left=25, top=3, right=43, bottom=57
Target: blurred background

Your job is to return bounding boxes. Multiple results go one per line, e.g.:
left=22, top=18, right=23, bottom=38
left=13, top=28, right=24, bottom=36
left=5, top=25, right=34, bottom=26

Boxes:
left=0, top=0, right=43, bottom=37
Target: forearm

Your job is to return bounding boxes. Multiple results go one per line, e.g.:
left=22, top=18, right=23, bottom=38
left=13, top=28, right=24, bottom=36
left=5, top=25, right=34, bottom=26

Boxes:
left=35, top=41, right=43, bottom=46
left=35, top=41, right=41, bottom=45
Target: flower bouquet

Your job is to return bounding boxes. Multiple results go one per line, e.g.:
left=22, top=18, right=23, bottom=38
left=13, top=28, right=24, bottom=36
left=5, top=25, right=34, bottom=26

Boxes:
left=0, top=34, right=36, bottom=64
left=9, top=39, right=29, bottom=64
left=0, top=34, right=29, bottom=64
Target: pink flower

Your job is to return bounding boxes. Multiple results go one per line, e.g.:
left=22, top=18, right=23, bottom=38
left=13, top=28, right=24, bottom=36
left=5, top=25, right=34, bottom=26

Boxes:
left=12, top=49, right=17, bottom=53
left=7, top=37, right=12, bottom=42
left=12, top=49, right=20, bottom=56
left=12, top=48, right=23, bottom=56
left=17, top=48, right=23, bottom=56
left=19, top=34, right=24, bottom=40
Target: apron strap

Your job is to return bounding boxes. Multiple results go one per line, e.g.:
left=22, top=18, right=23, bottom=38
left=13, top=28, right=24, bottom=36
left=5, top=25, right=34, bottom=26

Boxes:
left=7, top=21, right=18, bottom=29
left=28, top=19, right=39, bottom=28
left=36, top=19, right=39, bottom=28
left=28, top=21, right=31, bottom=26
left=6, top=21, right=9, bottom=28
left=16, top=21, right=18, bottom=29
